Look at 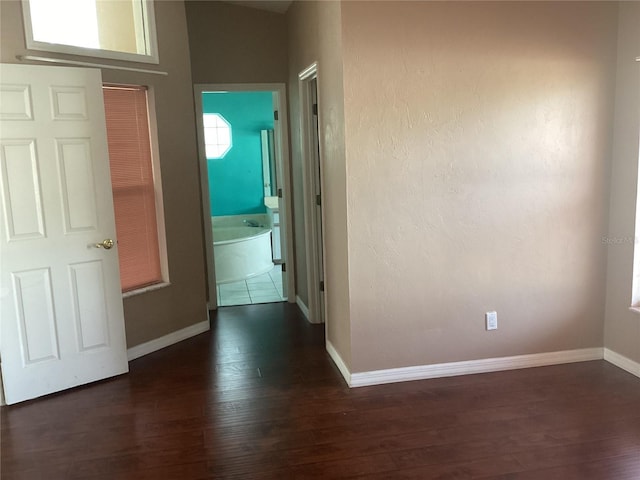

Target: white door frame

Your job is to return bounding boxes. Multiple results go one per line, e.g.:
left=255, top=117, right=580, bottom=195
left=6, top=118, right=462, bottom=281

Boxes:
left=299, top=63, right=326, bottom=325
left=193, top=83, right=295, bottom=309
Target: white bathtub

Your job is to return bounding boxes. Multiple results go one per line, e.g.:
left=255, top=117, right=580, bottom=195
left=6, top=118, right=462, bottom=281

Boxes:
left=213, top=226, right=274, bottom=284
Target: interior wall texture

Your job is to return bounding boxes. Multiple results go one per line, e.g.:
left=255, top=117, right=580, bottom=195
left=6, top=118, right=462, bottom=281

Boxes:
left=286, top=1, right=317, bottom=310
left=202, top=91, right=274, bottom=216
left=287, top=1, right=352, bottom=365
left=604, top=2, right=640, bottom=364
left=340, top=1, right=619, bottom=372
left=0, top=0, right=207, bottom=347
left=185, top=0, right=288, bottom=84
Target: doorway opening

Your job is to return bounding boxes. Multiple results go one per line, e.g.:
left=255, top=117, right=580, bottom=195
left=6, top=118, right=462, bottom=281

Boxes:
left=194, top=84, right=295, bottom=309
left=299, top=64, right=326, bottom=324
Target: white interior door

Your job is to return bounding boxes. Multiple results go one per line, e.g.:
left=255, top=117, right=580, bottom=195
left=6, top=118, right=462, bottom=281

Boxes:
left=272, top=91, right=289, bottom=298
left=310, top=78, right=325, bottom=323
left=0, top=63, right=128, bottom=405
left=299, top=65, right=325, bottom=324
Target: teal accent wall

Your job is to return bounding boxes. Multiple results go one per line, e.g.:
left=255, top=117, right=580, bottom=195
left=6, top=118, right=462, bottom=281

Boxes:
left=202, top=91, right=274, bottom=216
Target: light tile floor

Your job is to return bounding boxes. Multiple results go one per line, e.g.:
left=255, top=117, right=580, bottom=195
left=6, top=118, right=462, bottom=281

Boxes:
left=217, top=265, right=285, bottom=307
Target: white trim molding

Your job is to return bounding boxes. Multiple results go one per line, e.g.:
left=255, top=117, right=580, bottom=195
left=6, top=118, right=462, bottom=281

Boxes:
left=0, top=368, right=4, bottom=407
left=17, top=55, right=167, bottom=75
left=349, top=348, right=604, bottom=388
left=296, top=296, right=310, bottom=321
left=299, top=62, right=319, bottom=80
left=604, top=348, right=640, bottom=378
left=127, top=319, right=210, bottom=361
left=326, top=341, right=351, bottom=386
left=297, top=62, right=326, bottom=326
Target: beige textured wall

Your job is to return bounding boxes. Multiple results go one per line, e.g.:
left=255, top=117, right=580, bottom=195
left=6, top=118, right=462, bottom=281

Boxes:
left=287, top=1, right=317, bottom=306
left=316, top=1, right=351, bottom=364
left=185, top=0, right=288, bottom=84
left=604, top=2, right=640, bottom=364
left=287, top=1, right=352, bottom=365
left=0, top=0, right=207, bottom=348
left=341, top=1, right=618, bottom=372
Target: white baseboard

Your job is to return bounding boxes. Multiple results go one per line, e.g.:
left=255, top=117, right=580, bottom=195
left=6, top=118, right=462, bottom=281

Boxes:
left=349, top=347, right=604, bottom=388
left=0, top=368, right=4, bottom=407
left=296, top=296, right=309, bottom=321
left=127, top=319, right=210, bottom=361
left=604, top=348, right=640, bottom=378
left=326, top=341, right=351, bottom=385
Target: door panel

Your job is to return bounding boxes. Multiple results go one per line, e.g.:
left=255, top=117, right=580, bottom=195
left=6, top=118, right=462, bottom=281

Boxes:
left=0, top=84, right=33, bottom=120
left=0, top=139, right=45, bottom=239
left=0, top=63, right=128, bottom=405
left=12, top=267, right=59, bottom=364
left=69, top=260, right=110, bottom=351
left=50, top=86, right=88, bottom=120
left=57, top=138, right=99, bottom=232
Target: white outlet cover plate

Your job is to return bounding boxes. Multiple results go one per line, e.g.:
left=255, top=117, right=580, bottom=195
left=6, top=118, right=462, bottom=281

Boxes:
left=486, top=311, right=498, bottom=330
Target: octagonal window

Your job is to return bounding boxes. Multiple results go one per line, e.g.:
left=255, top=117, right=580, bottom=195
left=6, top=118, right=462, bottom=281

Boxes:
left=203, top=113, right=232, bottom=159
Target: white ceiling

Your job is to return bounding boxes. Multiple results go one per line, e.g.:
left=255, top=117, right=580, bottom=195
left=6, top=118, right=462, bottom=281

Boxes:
left=221, top=0, right=293, bottom=14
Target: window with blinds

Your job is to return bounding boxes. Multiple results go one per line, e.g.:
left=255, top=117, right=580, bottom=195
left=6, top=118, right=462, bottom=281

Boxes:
left=103, top=85, right=163, bottom=292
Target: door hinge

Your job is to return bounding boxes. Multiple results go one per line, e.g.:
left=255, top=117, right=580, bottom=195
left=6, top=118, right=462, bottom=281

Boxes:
left=316, top=194, right=321, bottom=206
left=281, top=263, right=286, bottom=272
left=274, top=110, right=279, bottom=121
left=277, top=188, right=283, bottom=198
left=320, top=280, right=325, bottom=292
left=312, top=103, right=318, bottom=116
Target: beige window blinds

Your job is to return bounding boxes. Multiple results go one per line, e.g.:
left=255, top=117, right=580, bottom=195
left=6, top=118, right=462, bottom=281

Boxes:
left=103, top=85, right=162, bottom=292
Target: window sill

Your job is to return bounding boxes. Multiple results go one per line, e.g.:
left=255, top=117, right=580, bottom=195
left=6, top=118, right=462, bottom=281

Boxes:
left=628, top=306, right=640, bottom=316
left=17, top=55, right=167, bottom=76
left=123, top=282, right=171, bottom=299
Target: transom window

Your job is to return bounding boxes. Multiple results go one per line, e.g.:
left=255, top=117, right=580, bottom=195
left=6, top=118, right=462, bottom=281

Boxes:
left=203, top=113, right=232, bottom=159
left=23, top=0, right=159, bottom=64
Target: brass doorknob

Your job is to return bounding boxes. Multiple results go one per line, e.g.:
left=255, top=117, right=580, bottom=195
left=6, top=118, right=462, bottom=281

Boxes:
left=95, top=239, right=115, bottom=250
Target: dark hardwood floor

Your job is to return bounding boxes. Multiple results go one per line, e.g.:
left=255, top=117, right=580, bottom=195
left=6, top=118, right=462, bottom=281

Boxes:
left=2, top=302, right=640, bottom=479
